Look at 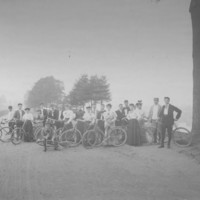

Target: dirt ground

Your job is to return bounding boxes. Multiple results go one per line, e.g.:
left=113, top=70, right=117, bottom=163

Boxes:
left=0, top=143, right=200, bottom=200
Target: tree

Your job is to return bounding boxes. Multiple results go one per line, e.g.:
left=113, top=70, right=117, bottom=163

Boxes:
left=89, top=75, right=111, bottom=105
left=156, top=0, right=200, bottom=143
left=26, top=76, right=65, bottom=107
left=67, top=74, right=90, bottom=107
left=67, top=74, right=111, bottom=107
left=190, top=0, right=200, bottom=143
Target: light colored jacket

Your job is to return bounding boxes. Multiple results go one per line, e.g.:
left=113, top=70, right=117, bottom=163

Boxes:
left=148, top=104, right=162, bottom=121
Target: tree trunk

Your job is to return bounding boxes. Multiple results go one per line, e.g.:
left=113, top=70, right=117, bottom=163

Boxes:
left=190, top=0, right=200, bottom=144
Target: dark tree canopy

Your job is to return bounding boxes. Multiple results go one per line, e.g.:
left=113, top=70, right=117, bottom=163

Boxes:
left=67, top=74, right=111, bottom=107
left=26, top=76, right=65, bottom=107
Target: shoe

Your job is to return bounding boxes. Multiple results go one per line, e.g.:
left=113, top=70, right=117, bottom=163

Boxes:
left=158, top=145, right=164, bottom=148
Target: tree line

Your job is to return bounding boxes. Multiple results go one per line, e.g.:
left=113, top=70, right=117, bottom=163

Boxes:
left=25, top=75, right=111, bottom=108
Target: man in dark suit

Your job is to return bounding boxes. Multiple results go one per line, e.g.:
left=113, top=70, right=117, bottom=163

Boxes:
left=116, top=104, right=126, bottom=126
left=40, top=103, right=48, bottom=126
left=48, top=104, right=59, bottom=120
left=13, top=103, right=25, bottom=127
left=122, top=100, right=130, bottom=117
left=159, top=97, right=182, bottom=148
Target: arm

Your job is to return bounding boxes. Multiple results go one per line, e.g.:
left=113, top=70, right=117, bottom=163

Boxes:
left=148, top=106, right=153, bottom=121
left=67, top=112, right=75, bottom=124
left=173, top=105, right=182, bottom=120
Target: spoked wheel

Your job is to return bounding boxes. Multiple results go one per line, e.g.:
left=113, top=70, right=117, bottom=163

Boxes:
left=173, top=127, right=192, bottom=147
left=11, top=128, right=25, bottom=145
left=109, top=127, right=127, bottom=147
left=82, top=130, right=97, bottom=149
left=34, top=127, right=43, bottom=141
left=60, top=129, right=81, bottom=147
left=0, top=127, right=12, bottom=142
left=93, top=130, right=104, bottom=147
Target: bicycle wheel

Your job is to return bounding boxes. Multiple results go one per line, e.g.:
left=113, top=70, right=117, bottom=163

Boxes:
left=34, top=126, right=43, bottom=140
left=11, top=128, right=25, bottom=145
left=173, top=127, right=192, bottom=147
left=82, top=130, right=97, bottom=149
left=109, top=127, right=127, bottom=147
left=60, top=129, right=79, bottom=147
left=0, top=127, right=12, bottom=142
left=93, top=129, right=104, bottom=147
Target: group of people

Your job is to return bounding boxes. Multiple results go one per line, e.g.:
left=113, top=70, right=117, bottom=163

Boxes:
left=5, top=96, right=182, bottom=148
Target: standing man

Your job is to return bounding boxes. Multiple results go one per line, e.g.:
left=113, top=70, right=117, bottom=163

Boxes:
left=116, top=104, right=126, bottom=126
left=148, top=98, right=162, bottom=144
left=48, top=104, right=59, bottom=120
left=7, top=106, right=15, bottom=132
left=96, top=104, right=106, bottom=120
left=40, top=103, right=48, bottom=126
left=123, top=100, right=130, bottom=117
left=159, top=97, right=182, bottom=148
left=13, top=103, right=25, bottom=128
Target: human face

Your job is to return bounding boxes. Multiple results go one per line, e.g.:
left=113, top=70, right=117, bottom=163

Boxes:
left=87, top=108, right=91, bottom=113
left=106, top=106, right=111, bottom=111
left=137, top=104, right=142, bottom=110
left=18, top=105, right=22, bottom=110
left=154, top=99, right=159, bottom=105
left=119, top=104, right=123, bottom=110
left=40, top=104, right=44, bottom=109
left=124, top=102, right=129, bottom=107
left=164, top=98, right=170, bottom=105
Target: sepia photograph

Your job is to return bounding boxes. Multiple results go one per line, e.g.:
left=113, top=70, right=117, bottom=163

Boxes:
left=0, top=0, right=200, bottom=199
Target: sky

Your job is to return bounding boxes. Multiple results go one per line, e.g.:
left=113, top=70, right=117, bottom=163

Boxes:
left=0, top=0, right=192, bottom=108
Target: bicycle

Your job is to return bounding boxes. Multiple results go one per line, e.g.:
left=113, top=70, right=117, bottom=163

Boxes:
left=33, top=120, right=44, bottom=141
left=172, top=122, right=192, bottom=147
left=144, top=121, right=192, bottom=147
left=82, top=119, right=127, bottom=149
left=0, top=119, right=12, bottom=142
left=11, top=120, right=35, bottom=145
left=36, top=118, right=75, bottom=151
left=59, top=119, right=82, bottom=147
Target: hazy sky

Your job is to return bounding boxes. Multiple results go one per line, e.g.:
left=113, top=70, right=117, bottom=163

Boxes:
left=0, top=0, right=192, bottom=107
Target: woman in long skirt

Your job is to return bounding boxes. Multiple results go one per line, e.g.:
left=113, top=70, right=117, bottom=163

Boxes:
left=126, top=104, right=141, bottom=146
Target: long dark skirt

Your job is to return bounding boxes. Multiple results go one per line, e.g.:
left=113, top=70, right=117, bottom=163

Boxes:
left=76, top=120, right=86, bottom=135
left=126, top=119, right=141, bottom=146
left=97, top=120, right=105, bottom=133
left=23, top=120, right=34, bottom=142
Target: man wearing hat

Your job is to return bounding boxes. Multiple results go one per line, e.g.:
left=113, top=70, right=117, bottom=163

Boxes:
left=159, top=97, right=182, bottom=148
left=148, top=98, right=162, bottom=144
left=13, top=103, right=25, bottom=128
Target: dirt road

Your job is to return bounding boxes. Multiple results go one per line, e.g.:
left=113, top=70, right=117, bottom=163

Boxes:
left=0, top=143, right=200, bottom=200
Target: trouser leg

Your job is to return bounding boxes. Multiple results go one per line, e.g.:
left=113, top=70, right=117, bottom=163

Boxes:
left=161, top=125, right=166, bottom=146
left=167, top=125, right=173, bottom=146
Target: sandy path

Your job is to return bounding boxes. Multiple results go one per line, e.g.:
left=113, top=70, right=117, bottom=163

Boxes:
left=0, top=143, right=200, bottom=200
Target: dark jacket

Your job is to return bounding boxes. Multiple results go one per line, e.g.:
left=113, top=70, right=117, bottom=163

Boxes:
left=42, top=109, right=48, bottom=120
left=48, top=109, right=59, bottom=120
left=159, top=104, right=182, bottom=126
left=13, top=110, right=25, bottom=120
left=116, top=110, right=126, bottom=121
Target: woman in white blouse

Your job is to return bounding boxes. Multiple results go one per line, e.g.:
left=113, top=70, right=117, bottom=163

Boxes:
left=22, top=108, right=34, bottom=141
left=127, top=104, right=137, bottom=120
left=103, top=104, right=117, bottom=138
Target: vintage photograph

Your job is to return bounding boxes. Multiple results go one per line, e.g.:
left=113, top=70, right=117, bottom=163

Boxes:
left=0, top=0, right=200, bottom=199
